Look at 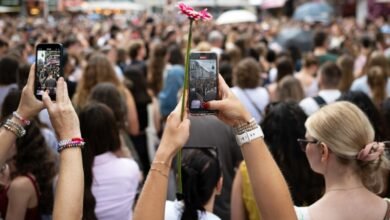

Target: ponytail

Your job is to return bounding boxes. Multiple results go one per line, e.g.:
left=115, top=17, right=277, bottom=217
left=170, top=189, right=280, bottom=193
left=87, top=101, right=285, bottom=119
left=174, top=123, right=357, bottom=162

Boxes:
left=367, top=66, right=387, bottom=108
left=181, top=165, right=203, bottom=220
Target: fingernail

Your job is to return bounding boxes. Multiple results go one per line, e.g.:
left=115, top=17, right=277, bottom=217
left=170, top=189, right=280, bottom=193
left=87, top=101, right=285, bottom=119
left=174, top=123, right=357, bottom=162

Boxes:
left=203, top=102, right=210, bottom=109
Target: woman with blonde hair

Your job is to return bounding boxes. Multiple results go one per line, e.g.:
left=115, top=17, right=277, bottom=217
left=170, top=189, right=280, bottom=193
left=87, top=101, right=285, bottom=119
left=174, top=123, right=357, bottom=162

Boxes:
left=368, top=66, right=388, bottom=108
left=295, top=101, right=390, bottom=219
left=351, top=51, right=390, bottom=95
left=73, top=53, right=139, bottom=136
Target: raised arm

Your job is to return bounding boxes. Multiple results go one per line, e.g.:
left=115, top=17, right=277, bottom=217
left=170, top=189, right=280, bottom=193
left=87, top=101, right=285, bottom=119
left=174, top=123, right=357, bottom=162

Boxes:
left=208, top=75, right=297, bottom=220
left=42, top=78, right=84, bottom=220
left=0, top=64, right=44, bottom=166
left=133, top=99, right=190, bottom=220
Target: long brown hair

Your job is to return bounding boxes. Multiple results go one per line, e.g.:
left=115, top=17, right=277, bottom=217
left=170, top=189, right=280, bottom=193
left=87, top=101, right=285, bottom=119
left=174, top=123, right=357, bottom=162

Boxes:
left=337, top=55, right=354, bottom=92
left=367, top=66, right=387, bottom=108
left=2, top=90, right=57, bottom=215
left=147, top=43, right=167, bottom=96
left=73, top=53, right=124, bottom=108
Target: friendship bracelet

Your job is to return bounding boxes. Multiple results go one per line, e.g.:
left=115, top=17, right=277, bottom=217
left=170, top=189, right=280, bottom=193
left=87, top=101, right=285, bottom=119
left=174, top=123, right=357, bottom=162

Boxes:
left=57, top=138, right=85, bottom=153
left=150, top=167, right=169, bottom=178
left=3, top=119, right=26, bottom=138
left=12, top=112, right=30, bottom=126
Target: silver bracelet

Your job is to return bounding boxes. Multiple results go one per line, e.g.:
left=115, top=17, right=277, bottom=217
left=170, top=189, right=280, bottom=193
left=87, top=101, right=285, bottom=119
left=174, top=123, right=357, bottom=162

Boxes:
left=3, top=119, right=26, bottom=138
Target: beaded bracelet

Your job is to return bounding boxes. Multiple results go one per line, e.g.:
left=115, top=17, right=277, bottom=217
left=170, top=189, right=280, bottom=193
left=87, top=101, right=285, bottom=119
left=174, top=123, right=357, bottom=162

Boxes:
left=12, top=112, right=30, bottom=126
left=57, top=138, right=85, bottom=153
left=3, top=119, right=26, bottom=138
left=233, top=118, right=258, bottom=135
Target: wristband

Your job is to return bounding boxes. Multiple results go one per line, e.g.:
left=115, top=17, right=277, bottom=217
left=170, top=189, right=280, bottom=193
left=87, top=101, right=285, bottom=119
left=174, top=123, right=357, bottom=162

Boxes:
left=12, top=112, right=30, bottom=126
left=3, top=119, right=26, bottom=138
left=235, top=125, right=264, bottom=146
left=58, top=138, right=85, bottom=152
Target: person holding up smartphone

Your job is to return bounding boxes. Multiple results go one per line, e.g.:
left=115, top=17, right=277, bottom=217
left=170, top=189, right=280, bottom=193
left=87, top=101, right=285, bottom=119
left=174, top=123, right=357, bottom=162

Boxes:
left=0, top=64, right=84, bottom=220
left=133, top=75, right=296, bottom=220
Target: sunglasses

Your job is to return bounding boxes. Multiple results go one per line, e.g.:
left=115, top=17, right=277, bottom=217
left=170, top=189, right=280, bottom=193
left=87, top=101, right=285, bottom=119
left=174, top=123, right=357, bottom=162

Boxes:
left=297, top=138, right=321, bottom=152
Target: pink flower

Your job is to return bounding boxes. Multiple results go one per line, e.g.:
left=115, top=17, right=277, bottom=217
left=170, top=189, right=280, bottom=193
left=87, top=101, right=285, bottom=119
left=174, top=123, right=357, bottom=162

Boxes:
left=177, top=2, right=213, bottom=21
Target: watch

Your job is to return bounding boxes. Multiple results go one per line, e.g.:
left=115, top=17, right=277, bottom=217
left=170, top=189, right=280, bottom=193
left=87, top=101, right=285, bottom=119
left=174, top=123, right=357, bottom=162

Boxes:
left=235, top=125, right=264, bottom=146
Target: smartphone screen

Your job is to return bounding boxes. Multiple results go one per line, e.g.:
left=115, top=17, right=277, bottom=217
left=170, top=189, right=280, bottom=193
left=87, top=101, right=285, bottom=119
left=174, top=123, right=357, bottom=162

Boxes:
left=35, top=43, right=63, bottom=100
left=188, top=52, right=218, bottom=114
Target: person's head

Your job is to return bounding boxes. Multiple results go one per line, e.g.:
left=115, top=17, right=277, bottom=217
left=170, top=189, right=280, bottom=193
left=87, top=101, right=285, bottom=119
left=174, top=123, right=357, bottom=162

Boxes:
left=168, top=44, right=184, bottom=65
left=0, top=55, right=19, bottom=85
left=365, top=51, right=390, bottom=77
left=360, top=35, right=374, bottom=50
left=313, top=30, right=328, bottom=49
left=367, top=66, right=387, bottom=108
left=262, top=101, right=323, bottom=205
left=277, top=75, right=305, bottom=102
left=88, top=83, right=128, bottom=130
left=181, top=147, right=222, bottom=220
left=336, top=54, right=354, bottom=92
left=74, top=53, right=121, bottom=108
left=124, top=66, right=151, bottom=105
left=147, top=43, right=168, bottom=95
left=338, top=91, right=388, bottom=141
left=129, top=40, right=145, bottom=61
left=208, top=30, right=223, bottom=48
left=101, top=44, right=118, bottom=64
left=2, top=89, right=57, bottom=215
left=16, top=63, right=30, bottom=90
left=195, top=41, right=212, bottom=52
left=276, top=56, right=294, bottom=82
left=233, top=58, right=262, bottom=89
left=317, top=62, right=342, bottom=90
left=305, top=101, right=389, bottom=193
left=79, top=103, right=121, bottom=220
left=302, top=53, right=319, bottom=75
left=226, top=47, right=241, bottom=67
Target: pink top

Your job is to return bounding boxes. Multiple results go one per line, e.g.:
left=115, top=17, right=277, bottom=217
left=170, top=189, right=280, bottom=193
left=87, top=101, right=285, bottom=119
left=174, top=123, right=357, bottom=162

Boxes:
left=92, top=152, right=140, bottom=220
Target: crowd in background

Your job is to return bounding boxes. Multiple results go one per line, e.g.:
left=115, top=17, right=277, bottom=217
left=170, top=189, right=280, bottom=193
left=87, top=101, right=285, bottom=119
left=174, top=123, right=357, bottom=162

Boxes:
left=1, top=5, right=390, bottom=220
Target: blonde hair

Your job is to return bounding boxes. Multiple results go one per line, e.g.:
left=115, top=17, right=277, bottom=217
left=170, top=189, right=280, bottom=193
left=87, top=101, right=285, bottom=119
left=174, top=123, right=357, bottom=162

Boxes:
left=73, top=53, right=123, bottom=109
left=306, top=101, right=389, bottom=192
left=277, top=76, right=305, bottom=102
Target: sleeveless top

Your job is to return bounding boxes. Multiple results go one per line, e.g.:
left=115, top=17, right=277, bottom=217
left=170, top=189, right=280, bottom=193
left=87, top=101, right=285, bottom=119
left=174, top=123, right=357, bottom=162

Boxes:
left=240, top=162, right=261, bottom=220
left=0, top=174, right=41, bottom=220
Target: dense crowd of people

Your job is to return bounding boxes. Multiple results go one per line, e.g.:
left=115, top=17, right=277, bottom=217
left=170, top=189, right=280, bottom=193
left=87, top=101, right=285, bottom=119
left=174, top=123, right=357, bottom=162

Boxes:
left=1, top=4, right=390, bottom=220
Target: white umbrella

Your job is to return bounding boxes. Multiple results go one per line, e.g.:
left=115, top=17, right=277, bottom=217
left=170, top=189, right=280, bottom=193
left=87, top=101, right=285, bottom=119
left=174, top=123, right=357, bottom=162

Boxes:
left=216, top=10, right=257, bottom=25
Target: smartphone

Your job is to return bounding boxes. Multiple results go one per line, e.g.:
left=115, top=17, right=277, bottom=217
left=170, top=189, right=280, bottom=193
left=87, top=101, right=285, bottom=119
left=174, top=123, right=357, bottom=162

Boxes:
left=188, top=52, right=218, bottom=114
left=35, top=43, right=63, bottom=100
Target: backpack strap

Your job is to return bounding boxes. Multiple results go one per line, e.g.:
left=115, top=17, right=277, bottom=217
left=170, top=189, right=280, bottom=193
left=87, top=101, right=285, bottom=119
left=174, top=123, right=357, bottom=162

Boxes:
left=312, top=96, right=327, bottom=107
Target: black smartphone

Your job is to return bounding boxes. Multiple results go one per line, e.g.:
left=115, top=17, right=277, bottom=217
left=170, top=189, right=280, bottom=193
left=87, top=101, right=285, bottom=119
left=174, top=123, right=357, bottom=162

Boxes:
left=34, top=43, right=64, bottom=100
left=188, top=52, right=218, bottom=114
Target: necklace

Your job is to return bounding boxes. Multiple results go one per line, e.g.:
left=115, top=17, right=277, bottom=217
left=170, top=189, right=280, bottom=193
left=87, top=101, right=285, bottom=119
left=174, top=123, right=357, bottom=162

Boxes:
left=326, top=186, right=365, bottom=192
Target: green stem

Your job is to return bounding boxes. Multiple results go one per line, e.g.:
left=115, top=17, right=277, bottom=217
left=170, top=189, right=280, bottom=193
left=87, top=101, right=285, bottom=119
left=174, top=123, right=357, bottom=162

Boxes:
left=178, top=19, right=193, bottom=196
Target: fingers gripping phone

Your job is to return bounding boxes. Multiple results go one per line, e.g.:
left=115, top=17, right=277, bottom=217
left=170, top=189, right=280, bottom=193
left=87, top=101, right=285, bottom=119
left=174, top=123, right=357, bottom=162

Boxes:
left=34, top=43, right=64, bottom=100
left=188, top=52, right=218, bottom=114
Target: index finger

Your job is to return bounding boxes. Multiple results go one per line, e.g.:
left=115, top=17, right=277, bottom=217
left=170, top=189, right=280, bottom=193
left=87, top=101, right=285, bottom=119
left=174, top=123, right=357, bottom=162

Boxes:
left=55, top=77, right=66, bottom=103
left=26, top=64, right=36, bottom=89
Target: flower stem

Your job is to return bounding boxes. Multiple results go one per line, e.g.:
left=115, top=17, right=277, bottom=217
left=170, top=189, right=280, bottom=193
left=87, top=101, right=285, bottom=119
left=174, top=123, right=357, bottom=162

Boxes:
left=178, top=19, right=193, bottom=196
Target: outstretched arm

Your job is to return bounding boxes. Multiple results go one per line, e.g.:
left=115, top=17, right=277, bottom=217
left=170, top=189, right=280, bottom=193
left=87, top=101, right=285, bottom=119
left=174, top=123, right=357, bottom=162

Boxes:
left=134, top=99, right=190, bottom=220
left=208, top=75, right=296, bottom=220
left=43, top=78, right=84, bottom=220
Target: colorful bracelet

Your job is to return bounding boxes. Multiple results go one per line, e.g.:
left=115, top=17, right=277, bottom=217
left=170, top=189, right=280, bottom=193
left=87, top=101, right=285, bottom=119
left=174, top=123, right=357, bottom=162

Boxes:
left=57, top=138, right=85, bottom=152
left=3, top=119, right=26, bottom=138
left=12, top=112, right=30, bottom=126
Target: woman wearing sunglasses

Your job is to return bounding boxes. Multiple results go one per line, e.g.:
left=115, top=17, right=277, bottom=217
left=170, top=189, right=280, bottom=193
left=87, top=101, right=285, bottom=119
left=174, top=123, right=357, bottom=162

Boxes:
left=134, top=75, right=296, bottom=220
left=296, top=101, right=390, bottom=220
